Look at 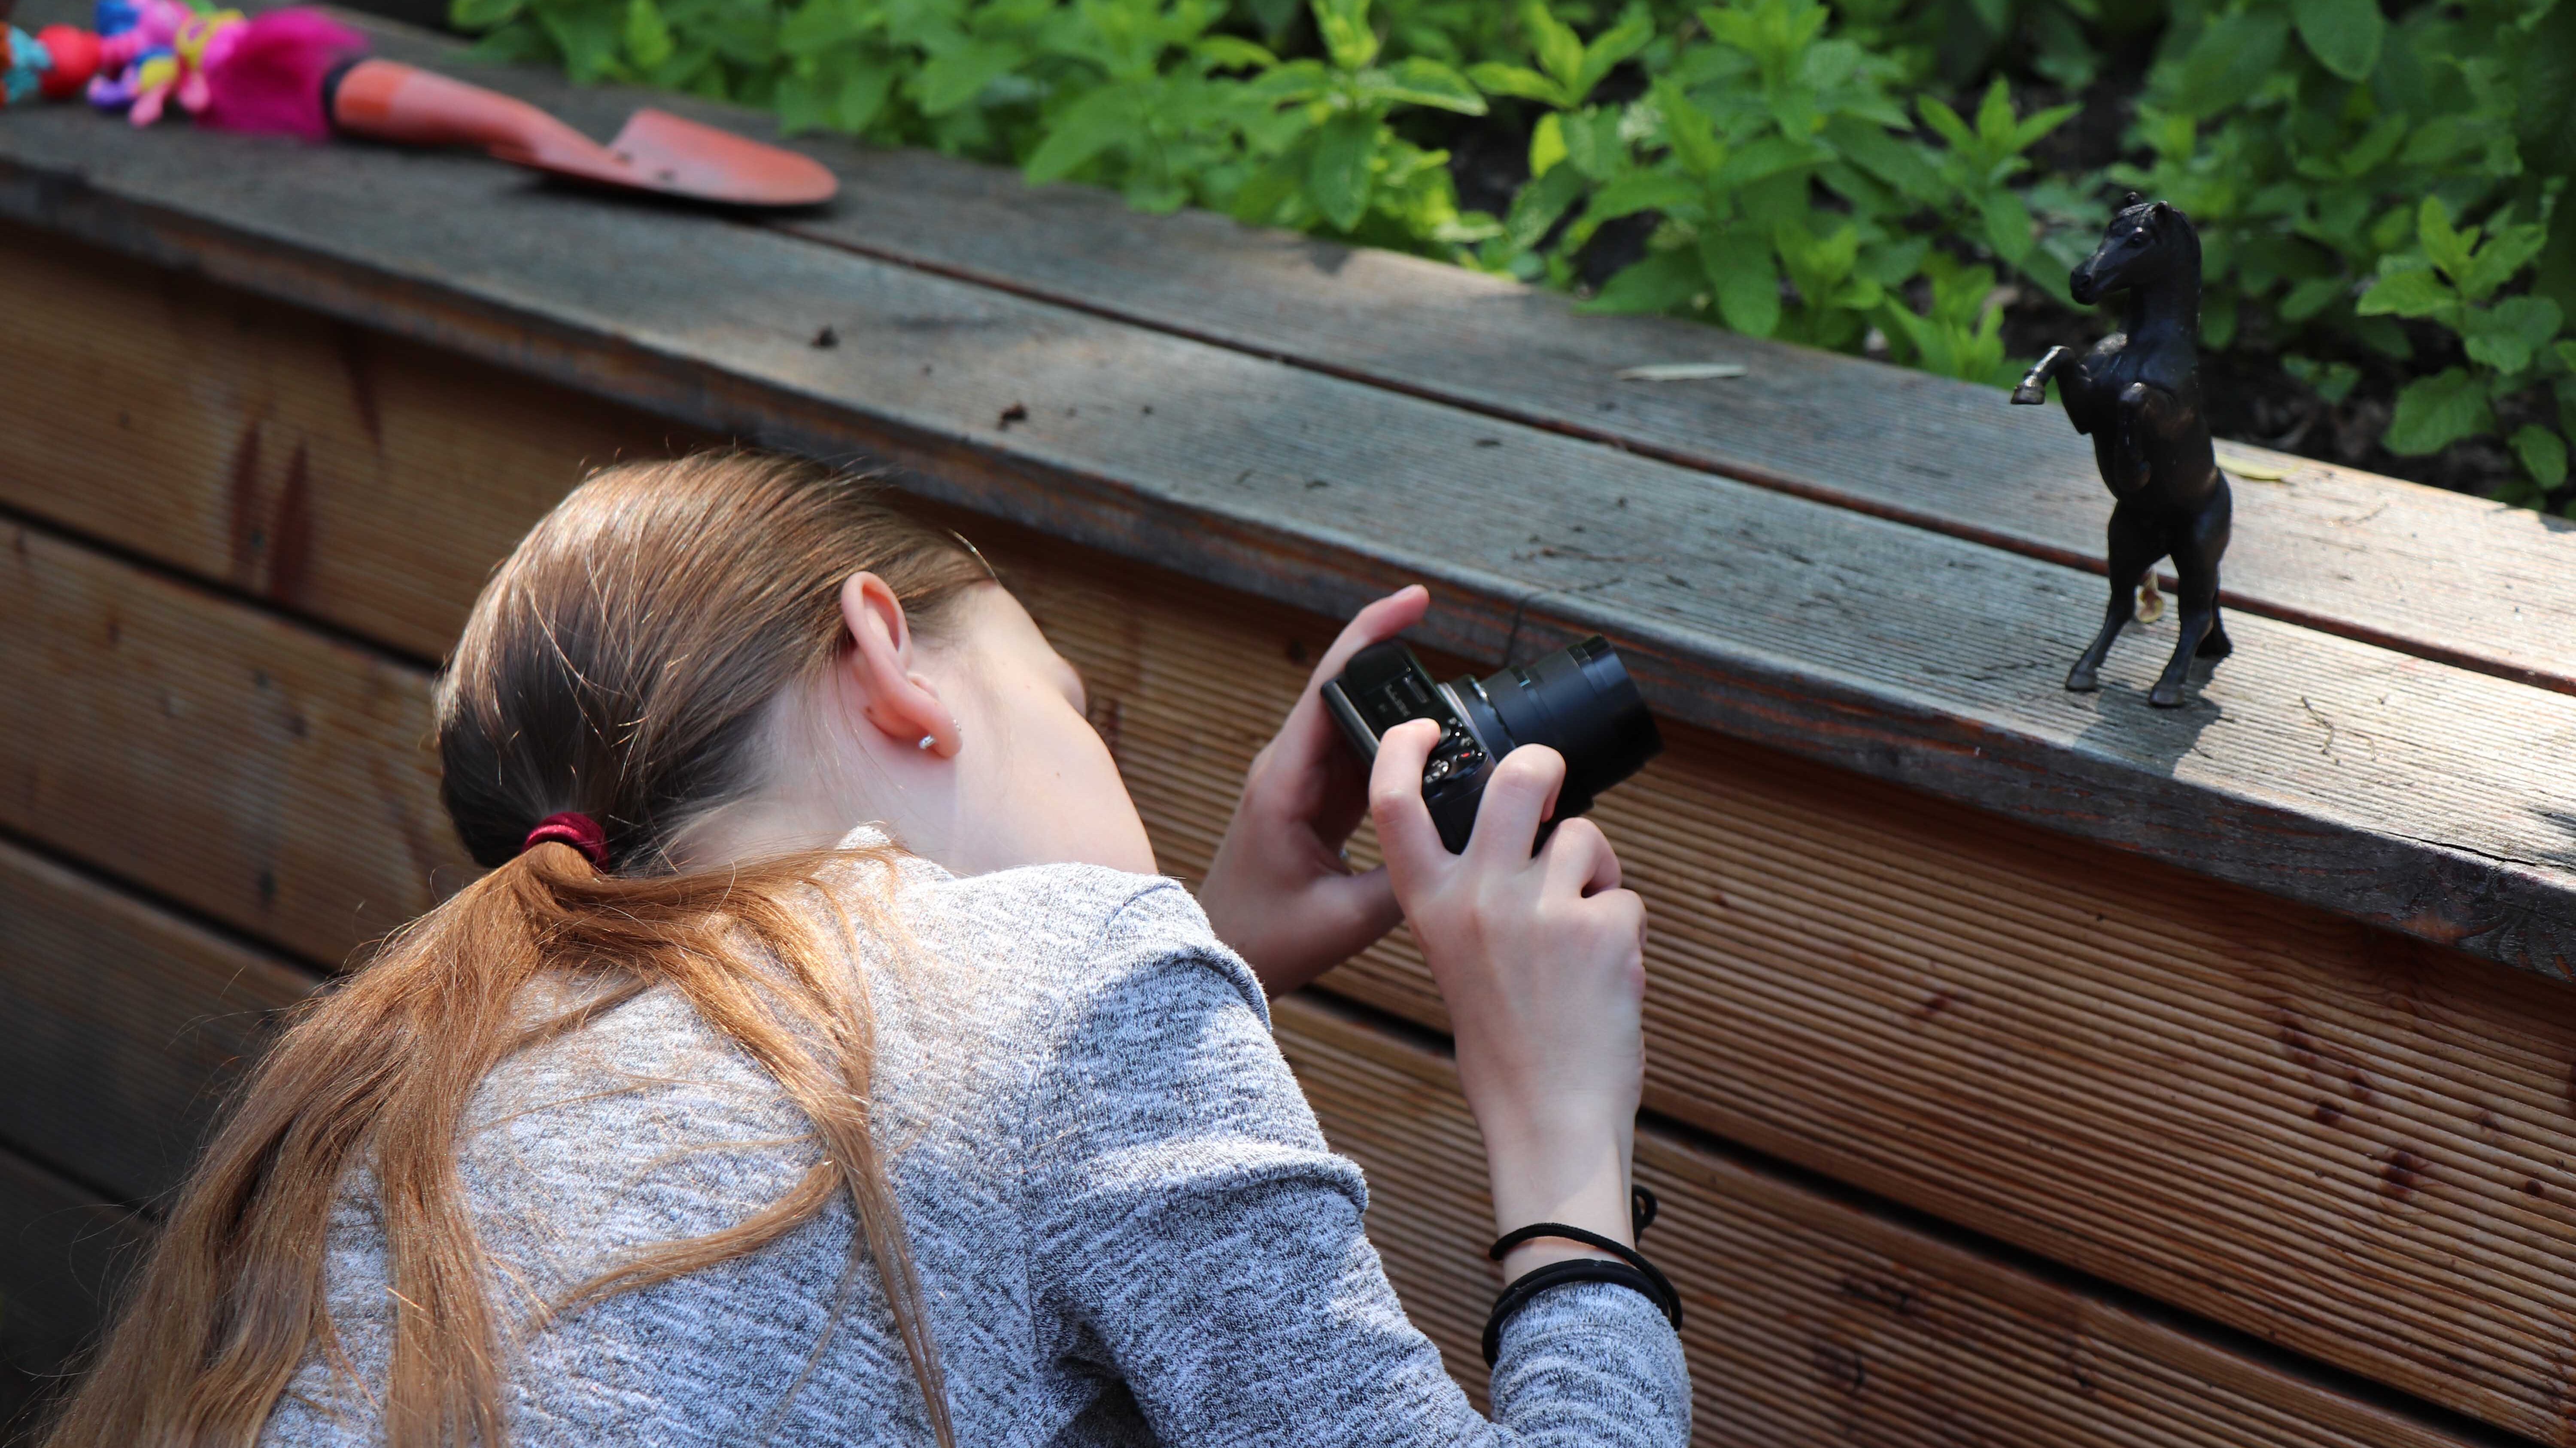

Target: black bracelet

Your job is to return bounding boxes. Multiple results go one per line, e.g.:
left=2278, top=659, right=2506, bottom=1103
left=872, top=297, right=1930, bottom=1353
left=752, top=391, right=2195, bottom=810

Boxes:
left=1481, top=1259, right=1678, bottom=1365
left=1481, top=1192, right=1683, bottom=1365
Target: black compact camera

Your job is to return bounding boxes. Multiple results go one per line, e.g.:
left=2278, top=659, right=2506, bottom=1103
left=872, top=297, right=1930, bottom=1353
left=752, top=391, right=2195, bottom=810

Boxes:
left=1322, top=635, right=1662, bottom=853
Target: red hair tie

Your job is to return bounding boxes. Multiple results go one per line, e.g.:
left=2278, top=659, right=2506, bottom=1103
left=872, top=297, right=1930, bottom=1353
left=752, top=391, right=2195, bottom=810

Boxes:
left=522, top=811, right=609, bottom=870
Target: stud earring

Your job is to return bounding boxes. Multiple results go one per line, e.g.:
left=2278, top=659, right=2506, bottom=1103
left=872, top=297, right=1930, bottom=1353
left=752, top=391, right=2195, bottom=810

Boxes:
left=917, top=735, right=936, bottom=751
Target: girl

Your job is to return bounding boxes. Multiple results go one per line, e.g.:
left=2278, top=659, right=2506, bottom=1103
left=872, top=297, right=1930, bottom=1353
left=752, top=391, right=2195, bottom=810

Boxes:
left=45, top=451, right=1687, bottom=1445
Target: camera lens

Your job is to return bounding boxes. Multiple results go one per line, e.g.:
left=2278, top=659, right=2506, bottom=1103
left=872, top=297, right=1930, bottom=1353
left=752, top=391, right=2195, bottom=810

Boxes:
left=1461, top=637, right=1662, bottom=821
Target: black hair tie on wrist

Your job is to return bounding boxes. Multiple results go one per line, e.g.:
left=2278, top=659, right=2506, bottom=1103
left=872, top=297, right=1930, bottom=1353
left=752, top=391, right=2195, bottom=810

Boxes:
left=1482, top=1198, right=1683, bottom=1365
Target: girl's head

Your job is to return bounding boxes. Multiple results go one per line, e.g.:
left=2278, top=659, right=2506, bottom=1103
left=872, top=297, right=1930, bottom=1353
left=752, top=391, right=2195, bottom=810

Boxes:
left=49, top=452, right=1109, bottom=1448
left=440, top=450, right=1153, bottom=879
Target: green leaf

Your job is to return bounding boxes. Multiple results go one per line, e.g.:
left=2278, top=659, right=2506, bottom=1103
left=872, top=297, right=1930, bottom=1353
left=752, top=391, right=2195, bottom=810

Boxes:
left=914, top=38, right=1021, bottom=115
left=776, top=69, right=835, bottom=134
left=832, top=60, right=894, bottom=131
left=1025, top=86, right=1134, bottom=182
left=1650, top=78, right=1727, bottom=178
left=1972, top=78, right=2016, bottom=146
left=1358, top=58, right=1486, bottom=114
left=1312, top=0, right=1380, bottom=70
left=2163, top=8, right=2290, bottom=118
left=2460, top=296, right=2565, bottom=376
left=1307, top=111, right=1379, bottom=231
left=1978, top=189, right=2033, bottom=265
left=2512, top=425, right=2571, bottom=489
left=1580, top=247, right=1704, bottom=314
left=1716, top=134, right=1824, bottom=189
left=1523, top=0, right=1585, bottom=91
left=1571, top=6, right=1655, bottom=103
left=623, top=0, right=674, bottom=71
left=1702, top=227, right=1780, bottom=337
left=2417, top=197, right=2476, bottom=283
left=2383, top=368, right=2496, bottom=454
left=1577, top=170, right=1701, bottom=225
left=1559, top=108, right=1625, bottom=180
left=1916, top=96, right=1975, bottom=152
left=2009, top=103, right=2082, bottom=155
left=1194, top=35, right=1277, bottom=70
left=450, top=0, right=524, bottom=32
left=2279, top=276, right=2348, bottom=320
left=1528, top=111, right=1568, bottom=176
left=2455, top=222, right=2549, bottom=302
left=2354, top=268, right=2458, bottom=319
left=2291, top=0, right=2384, bottom=81
left=1822, top=116, right=1944, bottom=205
left=1466, top=62, right=1566, bottom=106
left=1500, top=163, right=1587, bottom=251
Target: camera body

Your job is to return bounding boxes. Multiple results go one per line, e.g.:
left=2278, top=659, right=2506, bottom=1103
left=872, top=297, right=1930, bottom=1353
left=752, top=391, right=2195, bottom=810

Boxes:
left=1322, top=636, right=1662, bottom=853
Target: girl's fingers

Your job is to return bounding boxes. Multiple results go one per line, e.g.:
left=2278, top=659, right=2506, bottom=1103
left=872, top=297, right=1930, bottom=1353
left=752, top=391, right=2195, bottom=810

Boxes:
left=1367, top=718, right=1449, bottom=883
left=1541, top=816, right=1622, bottom=897
left=1310, top=586, right=1430, bottom=693
left=1464, top=744, right=1564, bottom=868
left=1274, top=587, right=1433, bottom=765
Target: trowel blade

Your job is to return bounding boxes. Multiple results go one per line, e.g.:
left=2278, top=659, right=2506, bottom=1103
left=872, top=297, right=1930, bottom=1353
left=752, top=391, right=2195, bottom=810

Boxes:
left=601, top=109, right=838, bottom=207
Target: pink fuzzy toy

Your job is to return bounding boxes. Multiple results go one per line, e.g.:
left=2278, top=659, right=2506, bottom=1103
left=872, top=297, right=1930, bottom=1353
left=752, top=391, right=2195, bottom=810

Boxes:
left=197, top=8, right=365, bottom=140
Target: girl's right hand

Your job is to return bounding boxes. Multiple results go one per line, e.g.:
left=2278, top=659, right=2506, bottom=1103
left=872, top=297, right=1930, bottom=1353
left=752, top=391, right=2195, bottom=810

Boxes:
left=1368, top=720, right=1649, bottom=1275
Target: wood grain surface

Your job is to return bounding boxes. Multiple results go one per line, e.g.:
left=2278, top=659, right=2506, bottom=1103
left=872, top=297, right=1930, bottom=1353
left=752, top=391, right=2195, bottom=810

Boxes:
left=0, top=799, right=2495, bottom=1448
left=1001, top=529, right=2576, bottom=1445
left=1275, top=992, right=2476, bottom=1448
left=0, top=230, right=698, bottom=662
left=0, top=520, right=470, bottom=964
left=4, top=467, right=2568, bottom=1436
left=0, top=1144, right=137, bottom=1434
left=306, top=12, right=2576, bottom=702
left=0, top=161, right=2568, bottom=975
left=0, top=838, right=318, bottom=1206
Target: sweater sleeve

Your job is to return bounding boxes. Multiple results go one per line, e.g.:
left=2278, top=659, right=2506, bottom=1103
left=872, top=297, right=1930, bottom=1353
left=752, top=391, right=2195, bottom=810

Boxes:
left=1024, top=881, right=1690, bottom=1448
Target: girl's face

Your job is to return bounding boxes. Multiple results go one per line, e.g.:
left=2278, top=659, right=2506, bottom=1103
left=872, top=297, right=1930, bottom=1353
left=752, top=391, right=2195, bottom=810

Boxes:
left=683, top=580, right=1156, bottom=879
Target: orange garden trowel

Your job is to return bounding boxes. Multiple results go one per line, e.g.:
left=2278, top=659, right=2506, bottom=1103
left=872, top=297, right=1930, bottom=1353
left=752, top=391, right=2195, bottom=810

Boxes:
left=325, top=58, right=835, bottom=207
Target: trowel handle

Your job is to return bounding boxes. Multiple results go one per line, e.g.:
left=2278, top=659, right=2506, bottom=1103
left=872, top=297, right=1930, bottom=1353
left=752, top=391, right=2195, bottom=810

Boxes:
left=326, top=59, right=597, bottom=167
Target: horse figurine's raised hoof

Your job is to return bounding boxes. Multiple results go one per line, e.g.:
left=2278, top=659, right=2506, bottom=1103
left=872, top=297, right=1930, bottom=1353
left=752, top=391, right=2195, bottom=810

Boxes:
left=2012, top=193, right=2232, bottom=709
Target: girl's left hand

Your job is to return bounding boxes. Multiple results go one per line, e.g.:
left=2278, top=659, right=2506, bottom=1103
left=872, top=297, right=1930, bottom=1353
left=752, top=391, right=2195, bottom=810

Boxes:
left=1199, top=584, right=1430, bottom=996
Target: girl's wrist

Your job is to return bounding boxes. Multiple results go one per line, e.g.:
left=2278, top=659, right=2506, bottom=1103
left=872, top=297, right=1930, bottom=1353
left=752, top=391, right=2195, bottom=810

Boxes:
left=1482, top=1126, right=1634, bottom=1284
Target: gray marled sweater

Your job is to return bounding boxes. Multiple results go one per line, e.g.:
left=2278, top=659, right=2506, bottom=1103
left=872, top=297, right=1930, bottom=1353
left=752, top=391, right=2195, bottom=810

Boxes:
left=260, top=843, right=1691, bottom=1446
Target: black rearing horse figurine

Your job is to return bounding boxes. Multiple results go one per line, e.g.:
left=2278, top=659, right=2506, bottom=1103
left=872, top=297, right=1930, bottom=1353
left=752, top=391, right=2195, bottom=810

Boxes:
left=2012, top=193, right=2232, bottom=708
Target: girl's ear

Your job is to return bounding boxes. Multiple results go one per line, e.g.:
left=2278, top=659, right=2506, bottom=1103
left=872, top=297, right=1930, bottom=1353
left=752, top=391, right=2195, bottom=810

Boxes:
left=839, top=572, right=961, bottom=757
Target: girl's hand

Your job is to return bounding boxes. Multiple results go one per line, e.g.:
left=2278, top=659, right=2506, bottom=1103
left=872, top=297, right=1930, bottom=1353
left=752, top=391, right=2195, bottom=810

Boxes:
left=1370, top=721, right=1648, bottom=1278
left=1200, top=586, right=1431, bottom=997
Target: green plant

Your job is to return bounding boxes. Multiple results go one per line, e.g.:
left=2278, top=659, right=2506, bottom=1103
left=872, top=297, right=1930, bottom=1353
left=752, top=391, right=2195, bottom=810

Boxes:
left=1533, top=0, right=2070, bottom=383
left=2111, top=0, right=2571, bottom=501
left=451, top=0, right=2576, bottom=510
left=2357, top=196, right=2572, bottom=499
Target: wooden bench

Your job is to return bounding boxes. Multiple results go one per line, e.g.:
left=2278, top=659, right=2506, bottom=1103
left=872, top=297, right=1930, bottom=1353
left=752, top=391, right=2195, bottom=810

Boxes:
left=4, top=7, right=2575, bottom=1441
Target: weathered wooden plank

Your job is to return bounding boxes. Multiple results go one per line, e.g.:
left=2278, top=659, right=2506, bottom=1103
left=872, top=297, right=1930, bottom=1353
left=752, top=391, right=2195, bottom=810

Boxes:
left=0, top=231, right=697, bottom=663
left=9, top=457, right=2569, bottom=1437
left=0, top=1143, right=138, bottom=1435
left=0, top=838, right=319, bottom=1205
left=0, top=131, right=2567, bottom=976
left=317, top=12, right=2576, bottom=702
left=1276, top=992, right=2475, bottom=1448
left=0, top=519, right=468, bottom=965
left=1003, top=546, right=2576, bottom=1444
left=0, top=770, right=2467, bottom=1448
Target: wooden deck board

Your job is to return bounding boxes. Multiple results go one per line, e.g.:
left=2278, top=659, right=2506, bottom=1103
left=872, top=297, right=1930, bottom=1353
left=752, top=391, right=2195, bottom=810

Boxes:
left=326, top=12, right=2576, bottom=703
left=10, top=471, right=2576, bottom=1434
left=0, top=164, right=2567, bottom=974
left=0, top=807, right=2490, bottom=1448
left=1276, top=992, right=2475, bottom=1448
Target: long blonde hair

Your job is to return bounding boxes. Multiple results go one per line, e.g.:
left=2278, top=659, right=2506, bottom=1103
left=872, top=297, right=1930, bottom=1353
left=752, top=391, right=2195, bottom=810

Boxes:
left=45, top=452, right=992, bottom=1448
